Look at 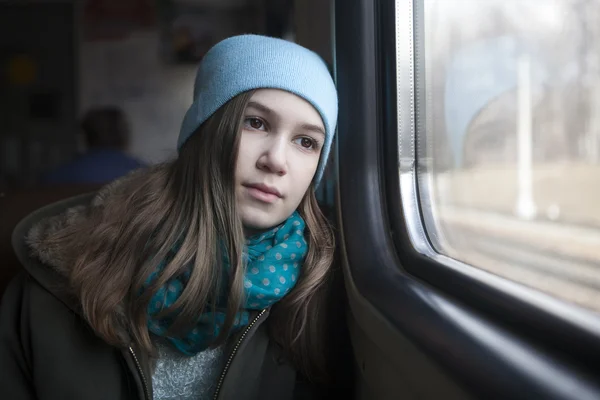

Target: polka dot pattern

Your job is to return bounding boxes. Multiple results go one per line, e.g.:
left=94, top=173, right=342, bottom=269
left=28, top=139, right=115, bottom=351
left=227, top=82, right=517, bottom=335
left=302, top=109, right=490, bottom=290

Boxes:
left=242, top=211, right=307, bottom=309
left=145, top=211, right=307, bottom=355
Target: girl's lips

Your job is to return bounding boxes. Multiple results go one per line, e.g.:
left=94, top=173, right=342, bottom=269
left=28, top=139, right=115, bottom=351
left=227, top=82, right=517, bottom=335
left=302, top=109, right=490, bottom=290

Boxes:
left=244, top=185, right=280, bottom=203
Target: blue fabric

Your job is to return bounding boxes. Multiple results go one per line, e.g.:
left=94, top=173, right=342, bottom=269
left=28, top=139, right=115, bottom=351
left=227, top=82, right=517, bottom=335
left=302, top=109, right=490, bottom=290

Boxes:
left=41, top=149, right=143, bottom=185
left=177, top=34, right=338, bottom=186
left=146, top=211, right=307, bottom=355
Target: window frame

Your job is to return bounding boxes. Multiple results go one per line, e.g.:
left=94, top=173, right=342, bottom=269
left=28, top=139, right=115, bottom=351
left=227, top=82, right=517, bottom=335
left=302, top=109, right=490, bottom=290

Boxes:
left=334, top=0, right=600, bottom=396
left=389, top=0, right=600, bottom=363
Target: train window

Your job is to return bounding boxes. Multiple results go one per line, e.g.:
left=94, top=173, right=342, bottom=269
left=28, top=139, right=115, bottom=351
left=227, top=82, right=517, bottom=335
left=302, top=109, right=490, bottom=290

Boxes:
left=411, top=0, right=600, bottom=313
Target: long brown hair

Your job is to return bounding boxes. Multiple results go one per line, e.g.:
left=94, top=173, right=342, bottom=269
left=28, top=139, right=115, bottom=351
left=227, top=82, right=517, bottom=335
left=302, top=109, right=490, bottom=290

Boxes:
left=51, top=90, right=335, bottom=382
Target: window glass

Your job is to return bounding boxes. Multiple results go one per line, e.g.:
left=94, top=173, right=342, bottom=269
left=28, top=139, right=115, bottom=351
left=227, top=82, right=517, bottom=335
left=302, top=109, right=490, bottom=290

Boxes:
left=419, top=0, right=600, bottom=313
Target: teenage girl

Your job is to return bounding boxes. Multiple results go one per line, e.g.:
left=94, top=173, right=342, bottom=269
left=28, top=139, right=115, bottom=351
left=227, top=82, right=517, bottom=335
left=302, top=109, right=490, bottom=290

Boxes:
left=0, top=34, right=338, bottom=400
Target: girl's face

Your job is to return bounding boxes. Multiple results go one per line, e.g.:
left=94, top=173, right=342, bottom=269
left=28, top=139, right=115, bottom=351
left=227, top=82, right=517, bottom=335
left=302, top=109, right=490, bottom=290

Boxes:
left=235, top=89, right=325, bottom=232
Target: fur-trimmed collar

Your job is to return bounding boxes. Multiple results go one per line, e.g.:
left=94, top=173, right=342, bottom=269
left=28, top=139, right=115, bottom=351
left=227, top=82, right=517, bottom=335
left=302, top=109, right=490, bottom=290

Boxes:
left=17, top=170, right=143, bottom=281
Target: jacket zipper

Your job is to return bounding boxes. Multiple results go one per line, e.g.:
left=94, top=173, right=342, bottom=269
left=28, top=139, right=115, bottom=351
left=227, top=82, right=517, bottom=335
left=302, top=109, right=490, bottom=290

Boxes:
left=129, top=346, right=151, bottom=400
left=213, top=309, right=268, bottom=400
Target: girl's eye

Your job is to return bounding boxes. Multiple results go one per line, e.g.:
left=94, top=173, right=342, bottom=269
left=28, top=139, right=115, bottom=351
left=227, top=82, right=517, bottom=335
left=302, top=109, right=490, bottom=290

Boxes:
left=244, top=117, right=265, bottom=130
left=294, top=137, right=316, bottom=150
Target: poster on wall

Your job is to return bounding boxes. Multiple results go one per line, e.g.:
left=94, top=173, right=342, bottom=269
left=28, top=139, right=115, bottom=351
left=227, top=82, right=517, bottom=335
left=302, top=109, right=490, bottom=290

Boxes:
left=157, top=0, right=263, bottom=64
left=84, top=0, right=157, bottom=41
left=157, top=1, right=221, bottom=64
left=167, top=10, right=217, bottom=63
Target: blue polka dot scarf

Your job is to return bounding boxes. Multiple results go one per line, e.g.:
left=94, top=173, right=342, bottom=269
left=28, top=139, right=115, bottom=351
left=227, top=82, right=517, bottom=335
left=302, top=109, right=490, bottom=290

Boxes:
left=145, top=211, right=307, bottom=355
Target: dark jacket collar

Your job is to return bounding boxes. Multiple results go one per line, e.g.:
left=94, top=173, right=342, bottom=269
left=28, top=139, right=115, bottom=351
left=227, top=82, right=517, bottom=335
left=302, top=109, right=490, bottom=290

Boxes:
left=12, top=191, right=97, bottom=313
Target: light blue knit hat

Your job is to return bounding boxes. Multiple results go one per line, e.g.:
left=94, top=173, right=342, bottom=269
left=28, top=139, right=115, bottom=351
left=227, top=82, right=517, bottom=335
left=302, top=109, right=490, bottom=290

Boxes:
left=177, top=34, right=338, bottom=186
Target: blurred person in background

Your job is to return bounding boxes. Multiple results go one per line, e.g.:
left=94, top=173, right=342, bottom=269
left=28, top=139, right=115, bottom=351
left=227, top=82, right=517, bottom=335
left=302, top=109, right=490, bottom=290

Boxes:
left=41, top=106, right=144, bottom=185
